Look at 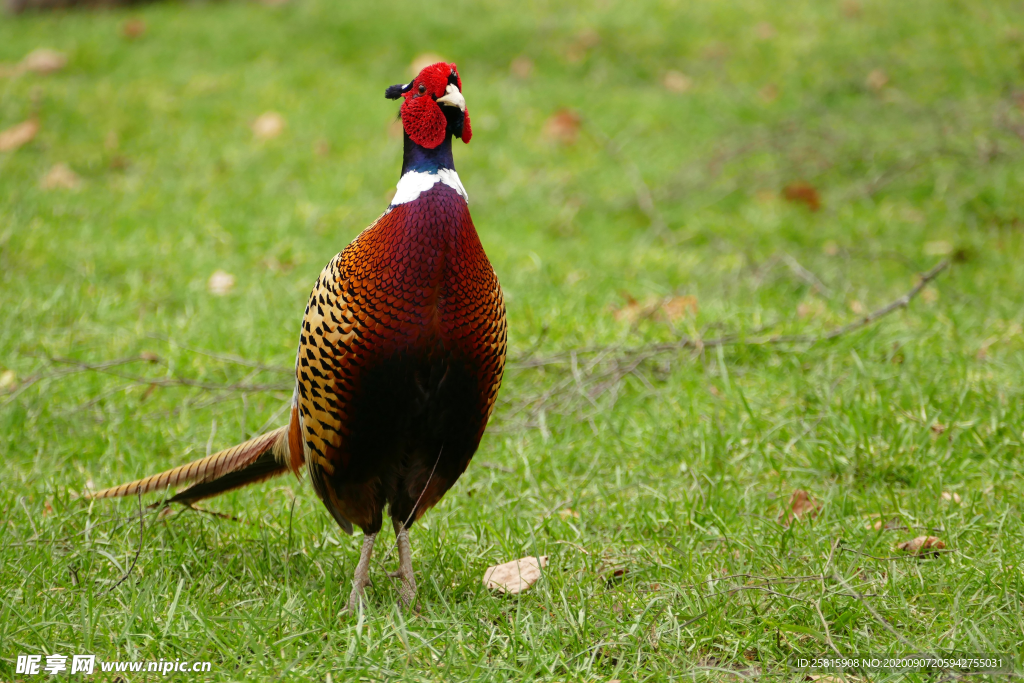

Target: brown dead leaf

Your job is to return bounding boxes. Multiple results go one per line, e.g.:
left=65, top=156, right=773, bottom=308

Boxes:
left=110, top=154, right=131, bottom=171
left=662, top=70, right=693, bottom=94
left=865, top=516, right=902, bottom=531
left=543, top=109, right=582, bottom=145
left=758, top=83, right=779, bottom=103
left=263, top=253, right=296, bottom=273
left=840, top=0, right=862, bottom=17
left=21, top=48, right=66, bottom=74
left=207, top=270, right=236, bottom=296
left=483, top=555, right=548, bottom=595
left=410, top=53, right=446, bottom=75
left=897, top=535, right=946, bottom=556
left=782, top=182, right=821, bottom=211
left=252, top=111, right=286, bottom=140
left=40, top=163, right=82, bottom=190
left=780, top=489, right=819, bottom=524
left=558, top=508, right=579, bottom=520
left=577, top=28, right=601, bottom=48
left=702, top=42, right=730, bottom=61
left=510, top=56, right=533, bottom=79
left=612, top=293, right=642, bottom=322
left=614, top=294, right=698, bottom=324
left=608, top=567, right=628, bottom=584
left=0, top=369, right=17, bottom=390
left=941, top=491, right=962, bottom=504
left=0, top=118, right=39, bottom=152
left=797, top=299, right=825, bottom=320
left=43, top=499, right=53, bottom=517
left=565, top=29, right=600, bottom=63
left=121, top=18, right=147, bottom=39
left=661, top=295, right=699, bottom=321
left=866, top=69, right=889, bottom=92
left=755, top=22, right=776, bottom=40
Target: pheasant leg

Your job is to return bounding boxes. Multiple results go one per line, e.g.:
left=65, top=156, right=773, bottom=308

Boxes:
left=346, top=531, right=377, bottom=612
left=388, top=520, right=417, bottom=608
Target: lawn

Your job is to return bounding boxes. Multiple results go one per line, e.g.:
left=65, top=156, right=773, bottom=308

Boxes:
left=2, top=0, right=1023, bottom=680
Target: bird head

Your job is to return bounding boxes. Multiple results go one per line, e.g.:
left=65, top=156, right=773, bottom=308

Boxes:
left=385, top=62, right=471, bottom=149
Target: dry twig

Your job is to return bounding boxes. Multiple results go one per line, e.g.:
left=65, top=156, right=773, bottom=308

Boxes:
left=105, top=490, right=144, bottom=594
left=2, top=261, right=950, bottom=439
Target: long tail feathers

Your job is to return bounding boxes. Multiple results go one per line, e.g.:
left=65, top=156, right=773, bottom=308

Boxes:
left=89, top=424, right=298, bottom=505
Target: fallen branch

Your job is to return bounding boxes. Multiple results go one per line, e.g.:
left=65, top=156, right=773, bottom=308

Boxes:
left=1, top=355, right=155, bottom=407
left=2, top=261, right=950, bottom=437
left=512, top=259, right=949, bottom=370
left=45, top=356, right=288, bottom=393
left=105, top=490, right=144, bottom=595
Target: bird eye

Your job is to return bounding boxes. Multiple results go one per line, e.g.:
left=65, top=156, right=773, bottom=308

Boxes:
left=418, top=84, right=426, bottom=94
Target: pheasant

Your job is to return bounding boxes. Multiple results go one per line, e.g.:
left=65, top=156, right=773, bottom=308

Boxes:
left=91, top=62, right=507, bottom=611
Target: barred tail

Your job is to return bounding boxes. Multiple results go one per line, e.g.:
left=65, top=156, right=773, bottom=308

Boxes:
left=89, top=419, right=300, bottom=505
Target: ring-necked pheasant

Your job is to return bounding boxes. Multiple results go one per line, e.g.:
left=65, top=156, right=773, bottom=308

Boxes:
left=91, top=62, right=507, bottom=611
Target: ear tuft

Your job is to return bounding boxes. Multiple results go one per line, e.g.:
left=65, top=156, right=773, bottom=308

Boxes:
left=385, top=82, right=410, bottom=100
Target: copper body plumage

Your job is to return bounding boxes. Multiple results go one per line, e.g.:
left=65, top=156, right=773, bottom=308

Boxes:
left=299, top=184, right=506, bottom=534
left=91, top=62, right=506, bottom=611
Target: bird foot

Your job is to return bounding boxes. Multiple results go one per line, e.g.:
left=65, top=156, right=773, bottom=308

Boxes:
left=387, top=568, right=417, bottom=608
left=346, top=575, right=372, bottom=613
left=344, top=531, right=378, bottom=614
left=391, top=521, right=418, bottom=609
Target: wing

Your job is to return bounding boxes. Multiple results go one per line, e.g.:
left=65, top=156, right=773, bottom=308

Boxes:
left=295, top=246, right=362, bottom=534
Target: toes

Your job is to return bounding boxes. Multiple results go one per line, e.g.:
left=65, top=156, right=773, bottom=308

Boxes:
left=398, top=583, right=417, bottom=609
left=346, top=582, right=371, bottom=613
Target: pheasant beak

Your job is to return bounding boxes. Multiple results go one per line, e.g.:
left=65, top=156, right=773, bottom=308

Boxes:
left=436, top=84, right=466, bottom=112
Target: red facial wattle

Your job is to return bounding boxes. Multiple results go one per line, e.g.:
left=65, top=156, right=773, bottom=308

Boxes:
left=401, top=94, right=449, bottom=149
left=399, top=62, right=472, bottom=148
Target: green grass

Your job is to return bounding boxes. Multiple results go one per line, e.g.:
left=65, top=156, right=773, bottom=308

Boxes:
left=3, top=0, right=1024, bottom=680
